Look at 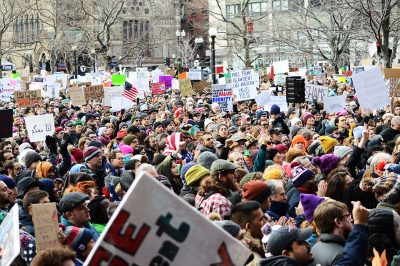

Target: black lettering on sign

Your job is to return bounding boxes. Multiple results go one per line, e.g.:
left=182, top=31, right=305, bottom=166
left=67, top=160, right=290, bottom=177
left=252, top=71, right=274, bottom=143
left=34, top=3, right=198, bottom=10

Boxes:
left=155, top=213, right=190, bottom=243
left=105, top=209, right=150, bottom=255
left=159, top=240, right=179, bottom=261
left=150, top=256, right=170, bottom=266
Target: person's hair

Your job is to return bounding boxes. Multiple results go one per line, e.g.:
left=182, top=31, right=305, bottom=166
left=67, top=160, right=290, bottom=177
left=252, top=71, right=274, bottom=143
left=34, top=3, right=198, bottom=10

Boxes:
left=228, top=152, right=243, bottom=163
left=136, top=163, right=157, bottom=175
left=313, top=200, right=349, bottom=234
left=325, top=168, right=350, bottom=201
left=109, top=150, right=122, bottom=161
left=0, top=141, right=11, bottom=151
left=88, top=196, right=109, bottom=224
left=200, top=132, right=212, bottom=143
left=230, top=201, right=261, bottom=228
left=31, top=247, right=76, bottom=266
left=22, top=190, right=49, bottom=212
left=267, top=180, right=284, bottom=196
left=4, top=161, right=14, bottom=172
left=369, top=152, right=391, bottom=171
left=198, top=175, right=230, bottom=197
left=78, top=137, right=89, bottom=151
left=391, top=116, right=400, bottom=127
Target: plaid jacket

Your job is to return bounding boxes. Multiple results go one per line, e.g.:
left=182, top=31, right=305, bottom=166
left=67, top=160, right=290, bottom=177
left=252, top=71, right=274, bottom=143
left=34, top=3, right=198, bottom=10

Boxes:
left=195, top=193, right=232, bottom=218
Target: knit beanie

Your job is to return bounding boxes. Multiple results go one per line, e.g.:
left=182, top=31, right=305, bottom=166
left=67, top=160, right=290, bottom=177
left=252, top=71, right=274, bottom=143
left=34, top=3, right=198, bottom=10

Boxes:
left=242, top=180, right=271, bottom=202
left=185, top=165, right=210, bottom=186
left=119, top=144, right=133, bottom=155
left=19, top=142, right=33, bottom=154
left=373, top=175, right=398, bottom=199
left=334, top=146, right=352, bottom=160
left=291, top=165, right=314, bottom=187
left=214, top=221, right=241, bottom=238
left=24, top=150, right=42, bottom=169
left=204, top=118, right=215, bottom=130
left=181, top=162, right=196, bottom=179
left=87, top=140, right=103, bottom=149
left=119, top=122, right=128, bottom=130
left=83, top=146, right=101, bottom=162
left=381, top=179, right=400, bottom=205
left=0, top=175, right=16, bottom=189
left=63, top=226, right=93, bottom=255
left=174, top=107, right=184, bottom=118
left=319, top=136, right=339, bottom=154
left=153, top=121, right=163, bottom=130
left=70, top=148, right=84, bottom=163
left=263, top=169, right=283, bottom=181
left=123, top=135, right=138, bottom=145
left=312, top=154, right=341, bottom=175
left=302, top=112, right=314, bottom=124
left=197, top=151, right=218, bottom=169
left=300, top=193, right=325, bottom=221
left=290, top=125, right=302, bottom=140
left=240, top=172, right=259, bottom=188
left=266, top=149, right=279, bottom=161
left=275, top=144, right=288, bottom=154
left=270, top=104, right=280, bottom=115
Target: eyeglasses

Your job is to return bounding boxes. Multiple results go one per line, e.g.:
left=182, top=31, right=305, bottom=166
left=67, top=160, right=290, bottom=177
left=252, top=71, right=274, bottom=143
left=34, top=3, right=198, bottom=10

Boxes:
left=340, top=213, right=352, bottom=219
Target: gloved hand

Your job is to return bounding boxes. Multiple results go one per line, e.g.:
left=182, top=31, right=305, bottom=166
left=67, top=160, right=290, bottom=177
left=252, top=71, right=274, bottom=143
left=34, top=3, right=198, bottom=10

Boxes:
left=45, top=135, right=58, bottom=154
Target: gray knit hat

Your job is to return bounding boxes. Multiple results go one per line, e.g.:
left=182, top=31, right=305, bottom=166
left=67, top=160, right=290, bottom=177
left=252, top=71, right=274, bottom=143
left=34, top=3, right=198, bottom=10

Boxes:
left=24, top=151, right=42, bottom=168
left=197, top=151, right=218, bottom=170
left=334, top=146, right=353, bottom=159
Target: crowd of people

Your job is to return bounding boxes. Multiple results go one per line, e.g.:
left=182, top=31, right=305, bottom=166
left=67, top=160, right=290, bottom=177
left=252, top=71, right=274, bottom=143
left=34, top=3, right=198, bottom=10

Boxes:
left=0, top=76, right=400, bottom=266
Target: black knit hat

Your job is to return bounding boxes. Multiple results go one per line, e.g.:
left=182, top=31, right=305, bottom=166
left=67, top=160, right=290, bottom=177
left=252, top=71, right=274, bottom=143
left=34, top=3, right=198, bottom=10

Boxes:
left=24, top=151, right=42, bottom=168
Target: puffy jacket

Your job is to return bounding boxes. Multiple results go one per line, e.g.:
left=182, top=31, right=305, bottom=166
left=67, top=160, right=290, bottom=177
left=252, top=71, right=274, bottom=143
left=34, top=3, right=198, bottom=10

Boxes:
left=311, top=233, right=346, bottom=266
left=368, top=204, right=398, bottom=246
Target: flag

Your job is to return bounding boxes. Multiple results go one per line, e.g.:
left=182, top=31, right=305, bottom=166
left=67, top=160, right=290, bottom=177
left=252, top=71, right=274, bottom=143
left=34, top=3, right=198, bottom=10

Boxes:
left=122, top=81, right=138, bottom=101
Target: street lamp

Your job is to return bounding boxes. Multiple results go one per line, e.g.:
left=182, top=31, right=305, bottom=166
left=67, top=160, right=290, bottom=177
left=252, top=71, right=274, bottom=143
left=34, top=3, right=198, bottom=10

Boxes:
left=72, top=45, right=78, bottom=79
left=209, top=27, right=217, bottom=84
left=176, top=30, right=186, bottom=67
left=91, top=48, right=96, bottom=73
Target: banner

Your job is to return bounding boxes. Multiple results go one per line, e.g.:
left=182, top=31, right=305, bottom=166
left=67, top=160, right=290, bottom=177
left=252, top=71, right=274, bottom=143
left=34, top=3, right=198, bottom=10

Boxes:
left=231, top=70, right=257, bottom=101
left=212, top=84, right=233, bottom=112
left=84, top=85, right=104, bottom=101
left=305, top=84, right=328, bottom=102
left=151, top=82, right=166, bottom=95
left=255, top=92, right=272, bottom=106
left=179, top=78, right=193, bottom=96
left=0, top=205, right=20, bottom=266
left=32, top=203, right=61, bottom=251
left=187, top=69, right=202, bottom=80
left=25, top=114, right=55, bottom=142
left=69, top=87, right=86, bottom=106
left=15, top=89, right=42, bottom=107
left=264, top=96, right=288, bottom=112
left=84, top=173, right=252, bottom=266
left=352, top=67, right=389, bottom=112
left=323, top=95, right=346, bottom=113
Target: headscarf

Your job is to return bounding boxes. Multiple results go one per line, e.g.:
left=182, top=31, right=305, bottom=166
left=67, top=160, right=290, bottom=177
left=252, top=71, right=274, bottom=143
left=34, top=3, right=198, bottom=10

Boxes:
left=290, top=135, right=307, bottom=155
left=36, top=162, right=53, bottom=179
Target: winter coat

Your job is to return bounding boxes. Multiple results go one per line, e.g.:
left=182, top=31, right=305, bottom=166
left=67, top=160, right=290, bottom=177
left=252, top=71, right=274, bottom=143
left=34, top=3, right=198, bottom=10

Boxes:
left=253, top=144, right=267, bottom=173
left=380, top=127, right=400, bottom=143
left=267, top=201, right=290, bottom=221
left=285, top=183, right=301, bottom=218
left=334, top=225, right=368, bottom=266
left=19, top=207, right=34, bottom=236
left=368, top=202, right=400, bottom=248
left=259, top=256, right=298, bottom=266
left=179, top=185, right=197, bottom=206
left=311, top=233, right=346, bottom=266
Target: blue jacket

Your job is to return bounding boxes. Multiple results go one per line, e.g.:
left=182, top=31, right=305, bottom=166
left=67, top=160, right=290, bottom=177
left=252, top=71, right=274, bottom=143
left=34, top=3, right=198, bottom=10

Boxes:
left=61, top=215, right=100, bottom=241
left=334, top=224, right=368, bottom=266
left=285, top=183, right=301, bottom=218
left=253, top=144, right=267, bottom=172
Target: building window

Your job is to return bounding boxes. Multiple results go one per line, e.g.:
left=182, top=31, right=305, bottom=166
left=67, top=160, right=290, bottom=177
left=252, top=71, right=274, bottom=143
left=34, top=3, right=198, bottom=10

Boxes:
left=226, top=4, right=241, bottom=18
left=273, top=0, right=288, bottom=11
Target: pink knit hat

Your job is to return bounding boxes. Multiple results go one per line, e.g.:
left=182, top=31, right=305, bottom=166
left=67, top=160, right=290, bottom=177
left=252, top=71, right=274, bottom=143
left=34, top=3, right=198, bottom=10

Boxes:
left=119, top=144, right=133, bottom=155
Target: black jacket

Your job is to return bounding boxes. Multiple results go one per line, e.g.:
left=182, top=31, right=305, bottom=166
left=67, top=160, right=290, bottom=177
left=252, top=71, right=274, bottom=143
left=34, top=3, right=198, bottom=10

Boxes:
left=259, top=256, right=298, bottom=266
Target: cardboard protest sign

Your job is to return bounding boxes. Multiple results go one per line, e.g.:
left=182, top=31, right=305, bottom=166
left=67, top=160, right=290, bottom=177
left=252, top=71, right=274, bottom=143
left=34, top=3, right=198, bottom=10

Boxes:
left=384, top=68, right=400, bottom=97
left=352, top=67, right=389, bottom=112
left=25, top=114, right=55, bottom=142
left=192, top=80, right=210, bottom=93
left=323, top=95, right=346, bottom=113
left=69, top=87, right=86, bottom=106
left=0, top=205, right=20, bottom=266
left=0, top=110, right=13, bottom=138
left=231, top=70, right=257, bottom=101
left=179, top=78, right=193, bottom=96
left=151, top=82, right=166, bottom=95
left=15, top=89, right=42, bottom=107
left=84, top=85, right=104, bottom=101
left=255, top=92, right=272, bottom=106
left=32, top=203, right=61, bottom=251
left=273, top=60, right=289, bottom=74
left=0, top=78, right=16, bottom=102
left=212, top=84, right=233, bottom=112
left=84, top=173, right=252, bottom=266
left=305, top=84, right=328, bottom=102
left=264, top=96, right=288, bottom=112
left=103, top=86, right=124, bottom=106
left=111, top=74, right=126, bottom=86
left=159, top=76, right=173, bottom=88
left=188, top=69, right=202, bottom=80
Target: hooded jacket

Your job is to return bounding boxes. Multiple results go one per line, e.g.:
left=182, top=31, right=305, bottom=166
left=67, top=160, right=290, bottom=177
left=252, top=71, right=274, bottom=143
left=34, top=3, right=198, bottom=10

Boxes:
left=156, top=156, right=183, bottom=195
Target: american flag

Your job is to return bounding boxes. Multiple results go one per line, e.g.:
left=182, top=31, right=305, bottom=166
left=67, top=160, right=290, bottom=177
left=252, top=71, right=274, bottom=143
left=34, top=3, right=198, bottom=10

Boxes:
left=122, top=81, right=138, bottom=101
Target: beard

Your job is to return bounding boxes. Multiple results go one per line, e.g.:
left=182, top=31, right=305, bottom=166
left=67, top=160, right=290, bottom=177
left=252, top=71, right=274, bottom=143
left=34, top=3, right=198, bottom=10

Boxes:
left=226, top=177, right=240, bottom=192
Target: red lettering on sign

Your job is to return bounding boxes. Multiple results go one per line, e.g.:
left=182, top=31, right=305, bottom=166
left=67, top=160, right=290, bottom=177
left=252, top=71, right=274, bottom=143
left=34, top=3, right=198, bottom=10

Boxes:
left=210, top=242, right=233, bottom=266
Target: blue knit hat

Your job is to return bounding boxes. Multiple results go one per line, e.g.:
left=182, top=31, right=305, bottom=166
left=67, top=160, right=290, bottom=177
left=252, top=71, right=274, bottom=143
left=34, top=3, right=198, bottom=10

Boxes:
left=63, top=226, right=93, bottom=255
left=0, top=175, right=16, bottom=189
left=180, top=162, right=196, bottom=179
left=270, top=104, right=280, bottom=115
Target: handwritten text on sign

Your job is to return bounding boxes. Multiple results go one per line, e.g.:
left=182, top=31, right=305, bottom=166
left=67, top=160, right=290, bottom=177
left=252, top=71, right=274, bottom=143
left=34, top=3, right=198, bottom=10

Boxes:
left=32, top=203, right=61, bottom=251
left=212, top=84, right=233, bottom=112
left=84, top=173, right=251, bottom=266
left=24, top=114, right=55, bottom=142
left=323, top=95, right=346, bottom=113
left=231, top=70, right=257, bottom=101
left=305, top=84, right=328, bottom=102
left=84, top=85, right=104, bottom=101
left=15, top=89, right=42, bottom=107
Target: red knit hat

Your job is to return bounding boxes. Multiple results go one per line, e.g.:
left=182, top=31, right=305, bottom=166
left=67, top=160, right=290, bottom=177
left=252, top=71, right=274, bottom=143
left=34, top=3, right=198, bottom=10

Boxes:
left=242, top=180, right=271, bottom=201
left=116, top=130, right=127, bottom=140
left=70, top=148, right=84, bottom=163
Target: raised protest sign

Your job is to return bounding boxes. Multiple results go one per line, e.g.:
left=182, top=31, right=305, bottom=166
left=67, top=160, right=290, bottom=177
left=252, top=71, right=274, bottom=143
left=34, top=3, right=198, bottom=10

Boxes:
left=15, top=89, right=42, bottom=107
left=151, top=82, right=166, bottom=95
left=0, top=78, right=16, bottom=102
left=84, top=173, right=251, bottom=266
left=231, top=70, right=257, bottom=101
left=110, top=97, right=133, bottom=112
left=136, top=68, right=150, bottom=91
left=69, top=87, right=86, bottom=106
left=384, top=68, right=400, bottom=97
left=264, top=96, right=288, bottom=112
left=179, top=78, right=193, bottom=96
left=84, top=85, right=104, bottom=101
left=352, top=67, right=389, bottom=112
left=45, top=82, right=61, bottom=99
left=212, top=84, right=233, bottom=112
left=193, top=80, right=210, bottom=93
left=159, top=75, right=174, bottom=88
left=323, top=95, right=346, bottom=113
left=0, top=110, right=13, bottom=138
left=255, top=92, right=272, bottom=106
left=273, top=60, right=289, bottom=74
left=25, top=114, right=55, bottom=142
left=152, top=69, right=162, bottom=83
left=32, top=203, right=61, bottom=251
left=0, top=205, right=20, bottom=266
left=103, top=86, right=124, bottom=106
left=111, top=74, right=126, bottom=86
left=305, top=84, right=328, bottom=102
left=187, top=69, right=202, bottom=80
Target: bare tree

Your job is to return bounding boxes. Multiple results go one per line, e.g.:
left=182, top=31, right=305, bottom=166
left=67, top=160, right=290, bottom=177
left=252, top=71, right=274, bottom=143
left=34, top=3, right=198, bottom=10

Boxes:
left=346, top=0, right=400, bottom=67
left=209, top=0, right=268, bottom=67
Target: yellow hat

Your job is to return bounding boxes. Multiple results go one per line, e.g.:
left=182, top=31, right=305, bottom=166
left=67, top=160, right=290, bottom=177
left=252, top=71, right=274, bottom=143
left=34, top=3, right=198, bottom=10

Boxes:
left=319, top=136, right=339, bottom=154
left=263, top=168, right=283, bottom=180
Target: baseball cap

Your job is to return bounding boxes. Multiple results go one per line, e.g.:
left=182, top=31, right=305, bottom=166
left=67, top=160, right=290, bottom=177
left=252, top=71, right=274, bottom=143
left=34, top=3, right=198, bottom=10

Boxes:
left=267, top=226, right=313, bottom=256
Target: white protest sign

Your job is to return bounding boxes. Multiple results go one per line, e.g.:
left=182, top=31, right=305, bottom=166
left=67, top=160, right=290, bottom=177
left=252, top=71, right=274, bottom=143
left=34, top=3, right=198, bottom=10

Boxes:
left=0, top=78, right=16, bottom=102
left=172, top=78, right=180, bottom=91
left=212, top=84, right=233, bottom=112
left=274, top=74, right=286, bottom=86
left=255, top=92, right=272, bottom=106
left=0, top=205, right=20, bottom=266
left=273, top=60, right=289, bottom=74
left=187, top=69, right=202, bottom=80
left=264, top=96, right=288, bottom=112
left=45, top=82, right=61, bottom=99
left=305, top=84, right=328, bottom=102
left=323, top=95, right=347, bottom=113
left=110, top=97, right=133, bottom=112
left=351, top=67, right=390, bottom=112
left=136, top=68, right=150, bottom=91
left=103, top=86, right=124, bottom=106
left=152, top=69, right=162, bottom=83
left=231, top=70, right=257, bottom=101
left=25, top=114, right=55, bottom=142
left=84, top=173, right=251, bottom=266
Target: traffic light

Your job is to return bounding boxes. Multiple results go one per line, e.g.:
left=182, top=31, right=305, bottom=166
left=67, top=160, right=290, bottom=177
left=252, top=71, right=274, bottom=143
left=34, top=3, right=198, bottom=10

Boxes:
left=164, top=57, right=171, bottom=66
left=286, top=76, right=305, bottom=104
